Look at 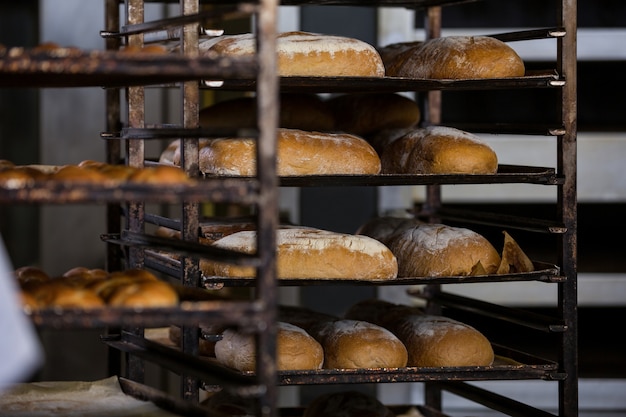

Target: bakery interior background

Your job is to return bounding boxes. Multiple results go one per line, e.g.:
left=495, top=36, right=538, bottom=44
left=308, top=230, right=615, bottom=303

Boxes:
left=0, top=0, right=625, bottom=415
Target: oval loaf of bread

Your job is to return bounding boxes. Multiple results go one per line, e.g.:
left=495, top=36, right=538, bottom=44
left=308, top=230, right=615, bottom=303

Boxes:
left=214, top=321, right=324, bottom=371
left=386, top=223, right=501, bottom=277
left=201, top=227, right=398, bottom=280
left=384, top=35, right=525, bottom=79
left=199, top=31, right=385, bottom=77
left=380, top=126, right=498, bottom=175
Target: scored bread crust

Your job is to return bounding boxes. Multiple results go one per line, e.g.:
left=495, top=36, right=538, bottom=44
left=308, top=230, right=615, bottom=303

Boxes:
left=386, top=223, right=501, bottom=277
left=214, top=322, right=324, bottom=371
left=380, top=126, right=498, bottom=174
left=201, top=228, right=398, bottom=279
left=384, top=35, right=525, bottom=79
left=194, top=128, right=381, bottom=176
left=200, top=31, right=385, bottom=77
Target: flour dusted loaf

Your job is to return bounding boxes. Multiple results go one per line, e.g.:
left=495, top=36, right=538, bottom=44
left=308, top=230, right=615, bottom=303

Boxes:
left=355, top=215, right=423, bottom=246
left=201, top=227, right=398, bottom=279
left=380, top=126, right=498, bottom=175
left=199, top=31, right=385, bottom=77
left=346, top=299, right=495, bottom=367
left=385, top=223, right=501, bottom=277
left=214, top=321, right=324, bottom=371
left=279, top=305, right=408, bottom=369
left=326, top=92, right=420, bottom=137
left=384, top=35, right=525, bottom=79
left=163, top=128, right=381, bottom=176
left=303, top=390, right=395, bottom=417
left=200, top=93, right=335, bottom=132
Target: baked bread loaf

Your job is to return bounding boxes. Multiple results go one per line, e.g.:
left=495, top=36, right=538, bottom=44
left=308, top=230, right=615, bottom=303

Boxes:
left=198, top=31, right=385, bottom=77
left=355, top=215, right=423, bottom=246
left=380, top=126, right=498, bottom=175
left=325, top=93, right=420, bottom=136
left=346, top=299, right=494, bottom=367
left=279, top=305, right=408, bottom=369
left=200, top=93, right=335, bottom=132
left=383, top=35, right=525, bottom=79
left=201, top=227, right=398, bottom=280
left=214, top=321, right=324, bottom=371
left=200, top=128, right=381, bottom=176
left=385, top=223, right=501, bottom=277
left=161, top=128, right=381, bottom=176
left=303, top=390, right=395, bottom=417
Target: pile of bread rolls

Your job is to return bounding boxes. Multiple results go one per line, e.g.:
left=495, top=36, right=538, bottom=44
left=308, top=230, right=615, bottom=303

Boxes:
left=0, top=159, right=190, bottom=186
left=16, top=266, right=179, bottom=310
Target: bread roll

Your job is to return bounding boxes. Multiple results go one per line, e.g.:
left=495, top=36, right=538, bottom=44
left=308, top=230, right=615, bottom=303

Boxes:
left=127, top=165, right=190, bottom=184
left=200, top=93, right=335, bottom=132
left=303, top=391, right=395, bottom=417
left=326, top=93, right=420, bottom=136
left=198, top=31, right=385, bottom=77
left=50, top=165, right=111, bottom=183
left=106, top=280, right=179, bottom=308
left=346, top=300, right=494, bottom=367
left=214, top=322, right=324, bottom=371
left=194, top=128, right=381, bottom=176
left=384, top=35, right=525, bottom=79
left=27, top=281, right=105, bottom=309
left=386, top=223, right=501, bottom=277
left=380, top=126, right=498, bottom=175
left=201, top=228, right=398, bottom=280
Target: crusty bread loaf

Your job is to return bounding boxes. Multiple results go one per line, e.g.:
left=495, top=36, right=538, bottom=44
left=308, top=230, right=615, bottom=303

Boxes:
left=380, top=126, right=498, bottom=175
left=194, top=128, right=381, bottom=176
left=200, top=93, right=336, bottom=132
left=303, top=391, right=395, bottom=417
left=279, top=305, right=408, bottom=369
left=346, top=299, right=494, bottom=367
left=355, top=215, right=423, bottom=246
left=386, top=223, right=501, bottom=277
left=201, top=228, right=398, bottom=280
left=199, top=31, right=385, bottom=77
left=214, top=321, right=324, bottom=371
left=384, top=35, right=525, bottom=79
left=325, top=93, right=420, bottom=136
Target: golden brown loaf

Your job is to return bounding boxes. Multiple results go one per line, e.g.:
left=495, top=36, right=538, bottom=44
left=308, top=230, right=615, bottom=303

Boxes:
left=380, top=126, right=498, bottom=175
left=303, top=390, right=395, bottom=417
left=346, top=299, right=494, bottom=367
left=279, top=305, right=408, bottom=369
left=214, top=321, right=324, bottom=371
left=195, top=128, right=381, bottom=176
left=200, top=93, right=336, bottom=132
left=201, top=227, right=398, bottom=280
left=384, top=35, right=525, bottom=79
left=325, top=93, right=421, bottom=136
left=199, top=31, right=385, bottom=77
left=385, top=223, right=501, bottom=277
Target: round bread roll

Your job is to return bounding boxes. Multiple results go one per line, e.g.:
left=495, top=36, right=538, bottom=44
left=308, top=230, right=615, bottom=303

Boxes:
left=106, top=280, right=179, bottom=308
left=127, top=165, right=190, bottom=184
left=380, top=126, right=498, bottom=175
left=384, top=35, right=525, bottom=79
left=200, top=93, right=336, bottom=132
left=326, top=93, right=420, bottom=137
left=199, top=31, right=385, bottom=77
left=356, top=215, right=423, bottom=246
left=303, top=391, right=395, bottom=417
left=15, top=266, right=51, bottom=288
left=345, top=299, right=494, bottom=367
left=201, top=227, right=398, bottom=280
left=386, top=223, right=501, bottom=277
left=28, top=281, right=105, bottom=309
left=214, top=322, right=324, bottom=371
left=51, top=165, right=111, bottom=183
left=193, top=128, right=381, bottom=176
left=309, top=319, right=408, bottom=369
